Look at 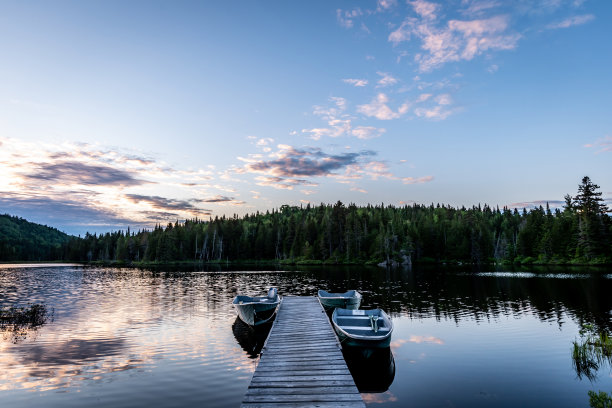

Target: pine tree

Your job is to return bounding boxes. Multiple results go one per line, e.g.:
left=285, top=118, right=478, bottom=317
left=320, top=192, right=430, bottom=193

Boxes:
left=573, top=176, right=609, bottom=260
left=574, top=176, right=608, bottom=216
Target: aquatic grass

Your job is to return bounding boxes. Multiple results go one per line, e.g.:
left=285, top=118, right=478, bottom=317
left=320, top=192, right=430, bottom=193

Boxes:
left=0, top=304, right=49, bottom=326
left=572, top=324, right=612, bottom=381
left=588, top=390, right=612, bottom=408
left=0, top=303, right=51, bottom=343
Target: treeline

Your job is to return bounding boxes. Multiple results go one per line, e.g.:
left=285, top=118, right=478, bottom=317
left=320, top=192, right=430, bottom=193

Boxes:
left=0, top=214, right=71, bottom=261
left=59, top=177, right=611, bottom=266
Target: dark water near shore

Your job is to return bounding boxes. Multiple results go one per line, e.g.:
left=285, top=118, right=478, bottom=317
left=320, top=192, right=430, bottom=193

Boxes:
left=1, top=264, right=611, bottom=407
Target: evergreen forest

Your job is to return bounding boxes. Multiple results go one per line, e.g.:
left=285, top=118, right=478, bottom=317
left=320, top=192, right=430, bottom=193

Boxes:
left=0, top=214, right=70, bottom=261
left=1, top=177, right=611, bottom=265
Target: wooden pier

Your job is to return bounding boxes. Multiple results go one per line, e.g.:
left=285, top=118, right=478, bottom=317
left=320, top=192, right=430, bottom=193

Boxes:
left=241, top=296, right=365, bottom=407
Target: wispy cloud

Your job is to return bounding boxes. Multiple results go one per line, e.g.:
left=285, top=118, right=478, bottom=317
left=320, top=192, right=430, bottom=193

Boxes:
left=389, top=2, right=520, bottom=72
left=337, top=8, right=363, bottom=29
left=411, top=0, right=440, bottom=20
left=376, top=71, right=399, bottom=87
left=402, top=176, right=434, bottom=184
left=255, top=137, right=275, bottom=152
left=546, top=14, right=594, bottom=29
left=240, top=145, right=376, bottom=179
left=508, top=200, right=565, bottom=209
left=303, top=97, right=387, bottom=140
left=23, top=161, right=146, bottom=187
left=584, top=136, right=612, bottom=154
left=200, top=195, right=236, bottom=203
left=254, top=176, right=316, bottom=190
left=460, top=0, right=501, bottom=17
left=303, top=97, right=351, bottom=140
left=0, top=137, right=229, bottom=234
left=237, top=144, right=429, bottom=191
left=414, top=94, right=455, bottom=120
left=126, top=194, right=203, bottom=211
left=377, top=0, right=397, bottom=12
left=357, top=93, right=410, bottom=120
left=351, top=126, right=386, bottom=140
left=343, top=78, right=368, bottom=87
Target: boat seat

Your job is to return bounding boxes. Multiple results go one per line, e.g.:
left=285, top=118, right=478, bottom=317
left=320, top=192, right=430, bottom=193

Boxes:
left=336, top=317, right=384, bottom=327
left=342, top=326, right=391, bottom=332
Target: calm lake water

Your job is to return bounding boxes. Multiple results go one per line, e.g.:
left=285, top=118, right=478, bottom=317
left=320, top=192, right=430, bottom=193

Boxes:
left=1, top=264, right=611, bottom=407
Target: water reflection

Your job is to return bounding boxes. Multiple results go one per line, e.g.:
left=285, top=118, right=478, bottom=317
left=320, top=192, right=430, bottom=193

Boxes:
left=340, top=265, right=612, bottom=333
left=343, top=347, right=396, bottom=393
left=571, top=324, right=612, bottom=381
left=21, top=337, right=126, bottom=366
left=232, top=317, right=273, bottom=358
left=0, top=264, right=611, bottom=408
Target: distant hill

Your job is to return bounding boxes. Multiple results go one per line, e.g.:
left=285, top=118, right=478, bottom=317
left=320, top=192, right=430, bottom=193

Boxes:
left=0, top=214, right=72, bottom=261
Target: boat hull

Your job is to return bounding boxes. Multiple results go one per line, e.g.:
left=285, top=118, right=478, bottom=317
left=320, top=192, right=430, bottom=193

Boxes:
left=318, top=290, right=362, bottom=311
left=232, top=291, right=281, bottom=326
left=335, top=328, right=392, bottom=348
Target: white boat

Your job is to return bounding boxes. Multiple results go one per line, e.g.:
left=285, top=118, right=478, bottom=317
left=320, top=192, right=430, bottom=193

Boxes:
left=232, top=287, right=282, bottom=326
left=317, top=289, right=362, bottom=311
left=332, top=308, right=393, bottom=348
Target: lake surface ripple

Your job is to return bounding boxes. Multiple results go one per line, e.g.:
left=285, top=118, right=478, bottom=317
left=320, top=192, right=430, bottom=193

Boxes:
left=1, top=264, right=611, bottom=407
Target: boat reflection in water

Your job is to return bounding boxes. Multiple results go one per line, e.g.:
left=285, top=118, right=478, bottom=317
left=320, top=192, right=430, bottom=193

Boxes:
left=343, top=346, right=395, bottom=393
left=231, top=317, right=273, bottom=358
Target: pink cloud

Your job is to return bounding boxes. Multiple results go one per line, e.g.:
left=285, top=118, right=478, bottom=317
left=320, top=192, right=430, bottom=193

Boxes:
left=343, top=78, right=368, bottom=87
left=352, top=126, right=386, bottom=140
left=411, top=0, right=439, bottom=20
left=377, top=0, right=397, bottom=12
left=389, top=8, right=520, bottom=72
left=376, top=71, right=399, bottom=87
left=402, top=175, right=434, bottom=184
left=337, top=8, right=363, bottom=29
left=546, top=14, right=594, bottom=30
left=584, top=136, right=612, bottom=154
left=357, top=93, right=410, bottom=120
left=409, top=335, right=445, bottom=344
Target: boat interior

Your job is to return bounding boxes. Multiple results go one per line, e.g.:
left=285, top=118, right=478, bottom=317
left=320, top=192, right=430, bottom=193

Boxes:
left=336, top=314, right=391, bottom=334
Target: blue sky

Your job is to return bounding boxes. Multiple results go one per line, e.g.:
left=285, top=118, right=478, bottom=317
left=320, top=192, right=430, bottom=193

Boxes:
left=1, top=0, right=611, bottom=235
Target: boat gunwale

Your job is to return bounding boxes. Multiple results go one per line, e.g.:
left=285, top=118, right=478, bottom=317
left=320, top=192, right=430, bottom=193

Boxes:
left=232, top=296, right=282, bottom=307
left=317, top=290, right=362, bottom=301
left=332, top=308, right=393, bottom=342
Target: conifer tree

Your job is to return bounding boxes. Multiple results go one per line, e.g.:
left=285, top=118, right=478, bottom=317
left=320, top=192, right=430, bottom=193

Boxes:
left=573, top=176, right=609, bottom=260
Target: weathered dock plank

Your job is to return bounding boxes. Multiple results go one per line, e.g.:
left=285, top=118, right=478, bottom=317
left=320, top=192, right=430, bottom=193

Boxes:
left=241, top=296, right=364, bottom=408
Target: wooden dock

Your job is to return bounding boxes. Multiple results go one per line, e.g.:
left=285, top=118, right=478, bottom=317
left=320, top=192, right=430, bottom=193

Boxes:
left=241, top=296, right=365, bottom=407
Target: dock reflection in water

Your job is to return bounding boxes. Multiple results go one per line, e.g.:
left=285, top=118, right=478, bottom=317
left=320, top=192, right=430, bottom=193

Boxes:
left=232, top=317, right=273, bottom=358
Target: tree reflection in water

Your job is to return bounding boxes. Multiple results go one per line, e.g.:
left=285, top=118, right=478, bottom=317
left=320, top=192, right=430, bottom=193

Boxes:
left=572, top=324, right=612, bottom=381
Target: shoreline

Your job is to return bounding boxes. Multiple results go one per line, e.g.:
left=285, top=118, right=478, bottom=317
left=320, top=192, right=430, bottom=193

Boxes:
left=4, top=259, right=609, bottom=268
